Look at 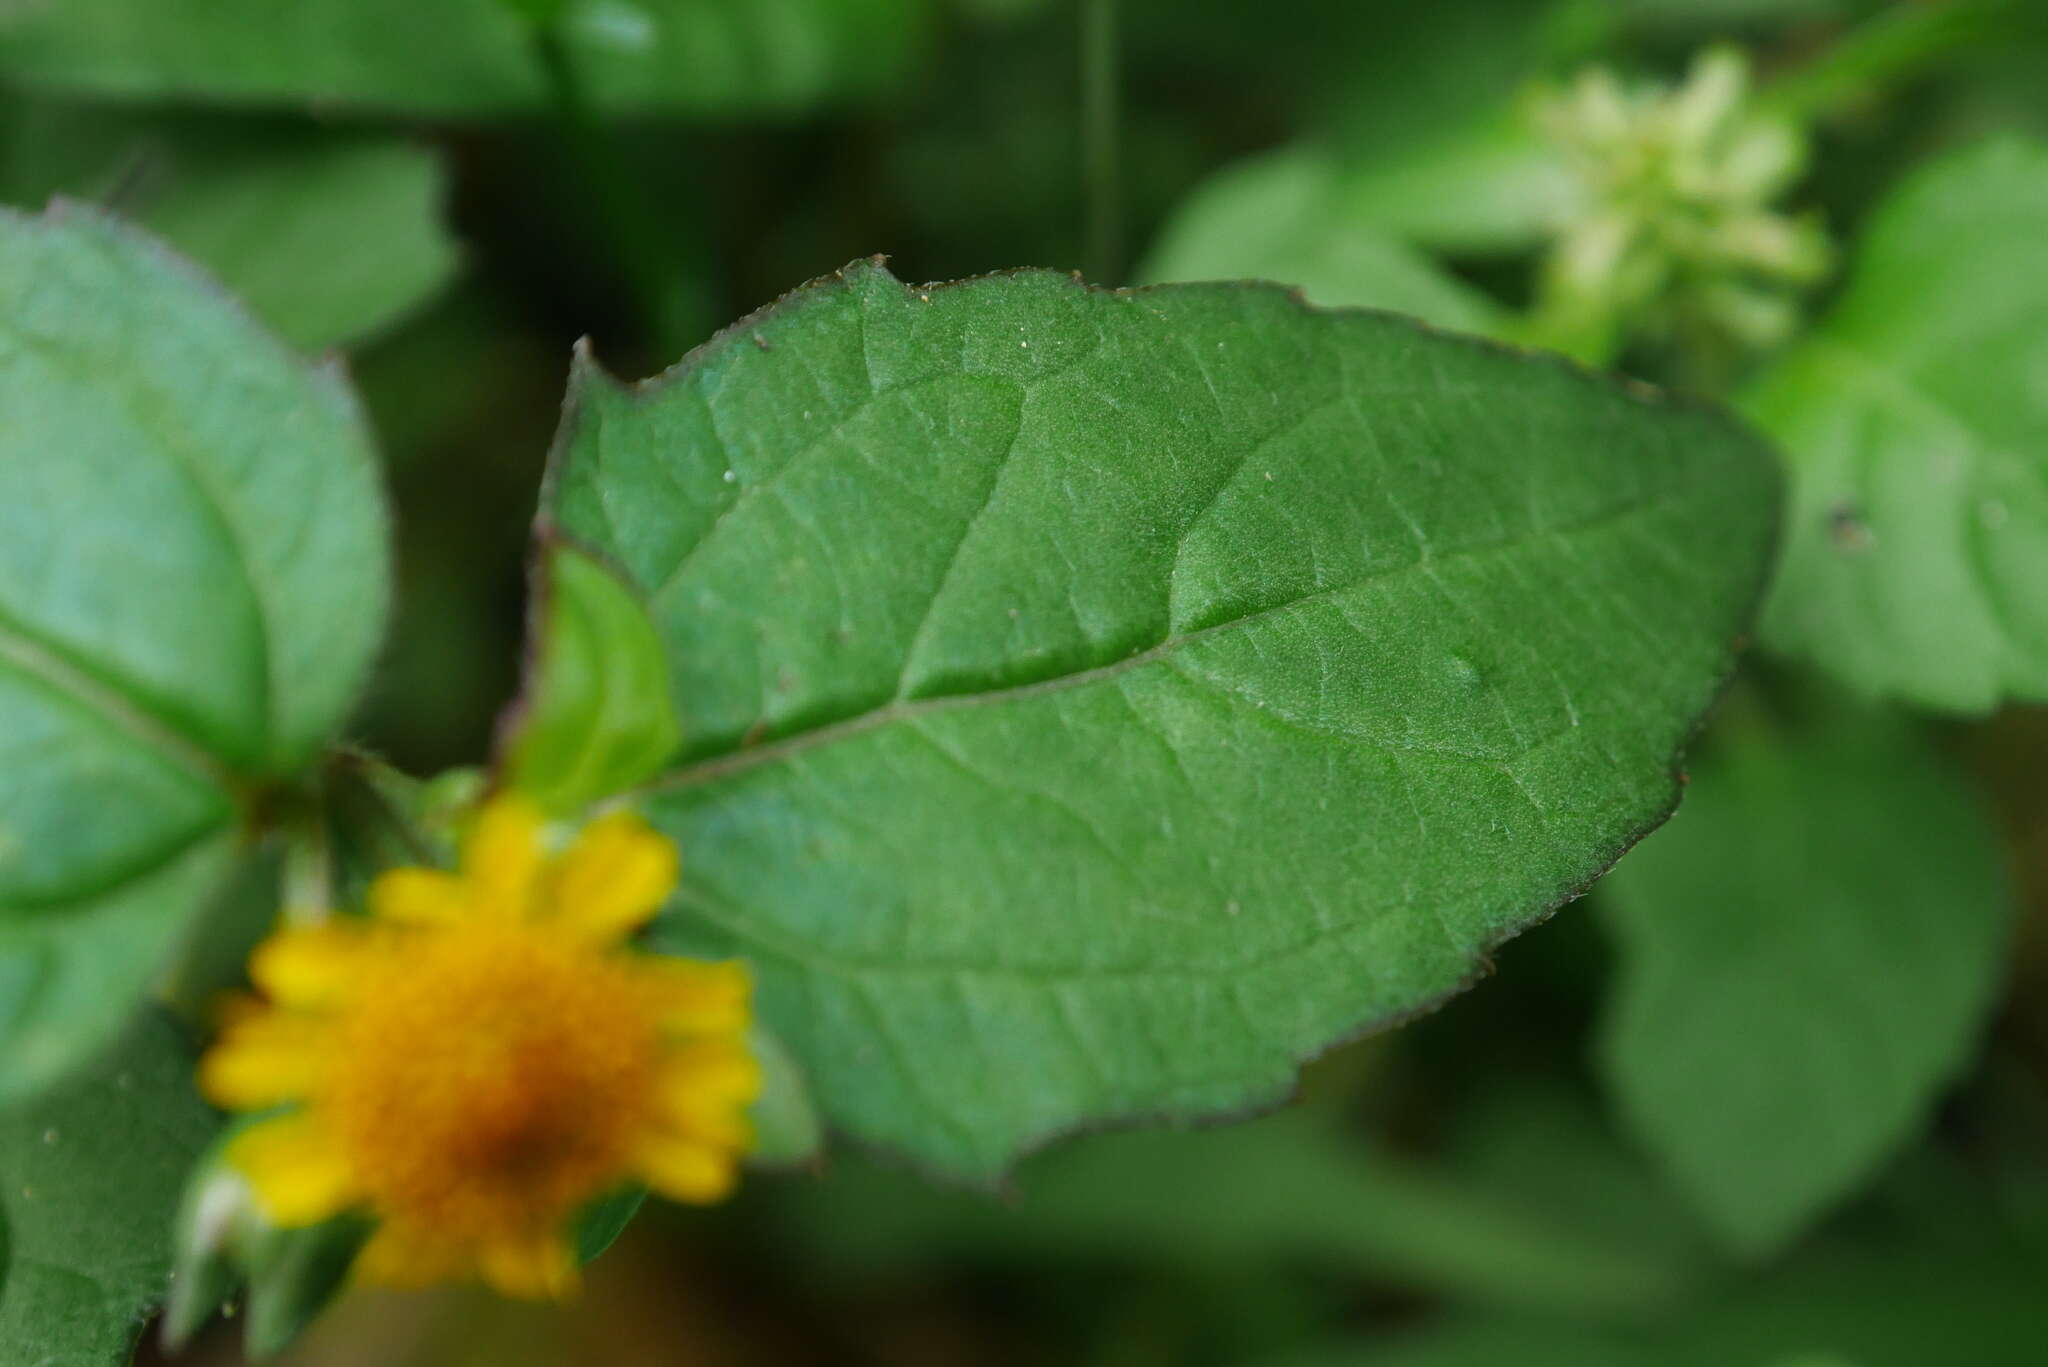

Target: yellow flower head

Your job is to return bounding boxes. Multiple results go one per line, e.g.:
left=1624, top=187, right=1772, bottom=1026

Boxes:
left=199, top=796, right=758, bottom=1299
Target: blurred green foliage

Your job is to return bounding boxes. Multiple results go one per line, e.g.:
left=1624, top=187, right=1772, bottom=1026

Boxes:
left=2, top=2, right=2047, bottom=1365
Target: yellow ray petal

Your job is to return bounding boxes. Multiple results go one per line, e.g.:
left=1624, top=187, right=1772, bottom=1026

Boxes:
left=648, top=1067, right=753, bottom=1149
left=661, top=1037, right=763, bottom=1107
left=546, top=810, right=679, bottom=942
left=368, top=864, right=468, bottom=930
left=476, top=1231, right=580, bottom=1300
left=198, top=1013, right=327, bottom=1109
left=249, top=923, right=377, bottom=1009
left=641, top=959, right=752, bottom=1034
left=354, top=1222, right=471, bottom=1289
left=632, top=1132, right=738, bottom=1205
left=462, top=794, right=547, bottom=918
left=367, top=867, right=467, bottom=926
left=229, top=1113, right=360, bottom=1227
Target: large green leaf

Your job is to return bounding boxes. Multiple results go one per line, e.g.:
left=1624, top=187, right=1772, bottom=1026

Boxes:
left=0, top=0, right=931, bottom=117
left=0, top=101, right=457, bottom=352
left=1748, top=136, right=2048, bottom=712
left=0, top=204, right=389, bottom=1097
left=0, top=1011, right=218, bottom=1367
left=546, top=260, right=1779, bottom=1178
left=1596, top=689, right=2012, bottom=1256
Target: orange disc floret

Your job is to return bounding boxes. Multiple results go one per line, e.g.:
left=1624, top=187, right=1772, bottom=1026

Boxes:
left=199, top=795, right=759, bottom=1299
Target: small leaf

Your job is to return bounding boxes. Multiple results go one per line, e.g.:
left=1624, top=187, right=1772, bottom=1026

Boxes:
left=163, top=1125, right=253, bottom=1353
left=0, top=204, right=390, bottom=1096
left=500, top=539, right=682, bottom=814
left=0, top=0, right=933, bottom=118
left=1139, top=147, right=1512, bottom=334
left=135, top=132, right=457, bottom=353
left=574, top=1186, right=646, bottom=1265
left=744, top=1023, right=823, bottom=1168
left=163, top=1117, right=371, bottom=1358
left=1747, top=136, right=2048, bottom=712
left=240, top=1217, right=372, bottom=1359
left=1597, top=688, right=2013, bottom=1255
left=546, top=260, right=1779, bottom=1178
left=0, top=1011, right=218, bottom=1367
left=0, top=104, right=458, bottom=355
left=0, top=101, right=457, bottom=352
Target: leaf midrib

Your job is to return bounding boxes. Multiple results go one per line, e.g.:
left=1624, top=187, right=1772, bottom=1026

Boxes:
left=1, top=314, right=278, bottom=768
left=638, top=474, right=1701, bottom=795
left=0, top=612, right=233, bottom=792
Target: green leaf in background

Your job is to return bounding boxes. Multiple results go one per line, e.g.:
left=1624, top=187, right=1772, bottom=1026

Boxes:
left=1140, top=46, right=1577, bottom=326
left=1747, top=136, right=2048, bottom=712
left=1310, top=0, right=1585, bottom=254
left=1597, top=690, right=2012, bottom=1255
left=0, top=204, right=389, bottom=1098
left=0, top=99, right=458, bottom=352
left=1318, top=110, right=1576, bottom=259
left=765, top=1101, right=1692, bottom=1316
left=126, top=132, right=454, bottom=355
left=545, top=260, right=1779, bottom=1178
left=1266, top=1242, right=2048, bottom=1367
left=499, top=538, right=682, bottom=814
left=1137, top=147, right=1511, bottom=334
left=0, top=0, right=933, bottom=118
left=744, top=1023, right=824, bottom=1168
left=1138, top=0, right=1585, bottom=326
left=1441, top=1083, right=1719, bottom=1280
left=0, top=1011, right=217, bottom=1367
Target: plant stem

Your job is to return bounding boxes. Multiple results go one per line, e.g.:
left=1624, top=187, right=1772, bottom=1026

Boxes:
left=531, top=22, right=703, bottom=357
left=1081, top=0, right=1122, bottom=284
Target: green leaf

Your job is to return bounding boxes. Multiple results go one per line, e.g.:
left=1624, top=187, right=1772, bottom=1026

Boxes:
left=767, top=1102, right=1691, bottom=1316
left=1308, top=0, right=1582, bottom=255
left=0, top=101, right=459, bottom=352
left=742, top=1023, right=823, bottom=1168
left=1596, top=688, right=2012, bottom=1255
left=129, top=133, right=456, bottom=354
left=240, top=1218, right=371, bottom=1359
left=544, top=260, right=1779, bottom=1178
left=1266, top=1243, right=2048, bottom=1367
left=0, top=204, right=390, bottom=1097
left=1138, top=147, right=1512, bottom=335
left=1747, top=136, right=2048, bottom=712
left=500, top=539, right=681, bottom=814
left=0, top=1011, right=218, bottom=1367
left=574, top=1186, right=646, bottom=1265
left=0, top=0, right=932, bottom=118
left=1322, top=111, right=1576, bottom=258
left=1442, top=1083, right=1718, bottom=1278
